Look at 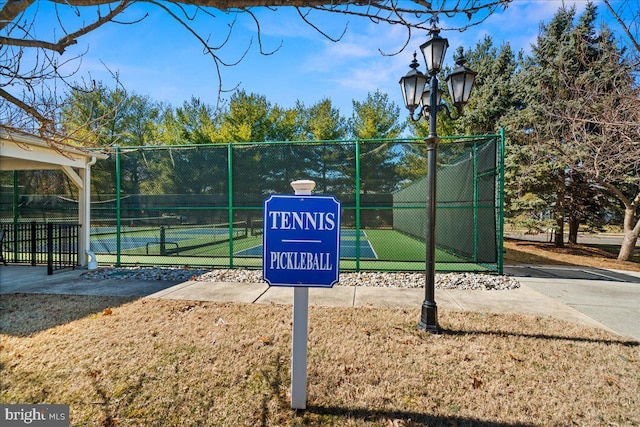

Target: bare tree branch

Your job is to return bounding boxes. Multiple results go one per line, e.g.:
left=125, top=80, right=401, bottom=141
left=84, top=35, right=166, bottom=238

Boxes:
left=604, top=0, right=640, bottom=55
left=246, top=8, right=283, bottom=55
left=0, top=0, right=36, bottom=31
left=296, top=6, right=348, bottom=43
left=0, top=87, right=52, bottom=127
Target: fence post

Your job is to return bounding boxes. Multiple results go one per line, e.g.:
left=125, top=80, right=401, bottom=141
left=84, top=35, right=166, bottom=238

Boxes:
left=473, top=140, right=478, bottom=263
left=73, top=224, right=79, bottom=269
left=355, top=140, right=361, bottom=271
left=30, top=221, right=37, bottom=266
left=227, top=143, right=234, bottom=268
left=115, top=144, right=121, bottom=266
left=160, top=226, right=166, bottom=256
left=47, top=223, right=53, bottom=275
left=497, top=129, right=506, bottom=274
left=12, top=171, right=19, bottom=262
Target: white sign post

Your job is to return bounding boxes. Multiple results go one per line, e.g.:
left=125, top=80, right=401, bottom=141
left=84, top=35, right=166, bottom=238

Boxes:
left=291, top=283, right=309, bottom=409
left=262, top=179, right=341, bottom=410
left=290, top=180, right=312, bottom=410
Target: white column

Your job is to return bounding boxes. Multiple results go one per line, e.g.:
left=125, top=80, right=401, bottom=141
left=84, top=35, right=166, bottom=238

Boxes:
left=79, top=157, right=97, bottom=268
left=78, top=166, right=88, bottom=267
left=290, top=179, right=315, bottom=410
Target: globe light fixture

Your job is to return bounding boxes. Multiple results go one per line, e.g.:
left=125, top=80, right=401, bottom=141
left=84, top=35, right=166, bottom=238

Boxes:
left=419, top=24, right=449, bottom=74
left=420, top=87, right=442, bottom=117
left=399, top=53, right=428, bottom=116
left=446, top=49, right=477, bottom=111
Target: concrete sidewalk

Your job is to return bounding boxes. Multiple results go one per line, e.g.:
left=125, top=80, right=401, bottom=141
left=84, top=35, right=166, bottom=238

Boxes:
left=147, top=279, right=612, bottom=334
left=1, top=265, right=639, bottom=341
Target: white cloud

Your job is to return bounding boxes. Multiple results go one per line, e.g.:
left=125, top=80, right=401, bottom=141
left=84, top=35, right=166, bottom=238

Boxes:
left=301, top=20, right=414, bottom=72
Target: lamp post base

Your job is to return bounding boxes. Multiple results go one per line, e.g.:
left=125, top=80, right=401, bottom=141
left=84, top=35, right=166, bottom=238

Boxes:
left=418, top=300, right=439, bottom=333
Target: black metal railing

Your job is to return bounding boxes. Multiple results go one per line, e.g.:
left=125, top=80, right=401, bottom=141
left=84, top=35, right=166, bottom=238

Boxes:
left=0, top=222, right=80, bottom=274
left=46, top=223, right=79, bottom=274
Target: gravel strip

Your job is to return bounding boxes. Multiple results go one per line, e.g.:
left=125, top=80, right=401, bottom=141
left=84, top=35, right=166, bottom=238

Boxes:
left=81, top=267, right=520, bottom=290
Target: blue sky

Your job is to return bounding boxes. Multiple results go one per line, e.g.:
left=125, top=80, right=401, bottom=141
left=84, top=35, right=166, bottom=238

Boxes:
left=40, top=0, right=623, bottom=115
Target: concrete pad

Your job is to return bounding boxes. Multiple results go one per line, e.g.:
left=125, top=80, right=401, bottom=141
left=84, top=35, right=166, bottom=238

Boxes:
left=444, top=285, right=611, bottom=331
left=0, top=265, right=181, bottom=297
left=519, top=278, right=640, bottom=307
left=52, top=279, right=180, bottom=297
left=256, top=286, right=292, bottom=305
left=2, top=264, right=636, bottom=340
left=0, top=266, right=86, bottom=293
left=309, top=286, right=355, bottom=307
left=146, top=281, right=201, bottom=298
left=353, top=287, right=422, bottom=308
left=352, top=287, right=463, bottom=310
left=572, top=305, right=639, bottom=341
left=519, top=276, right=640, bottom=340
left=308, top=286, right=355, bottom=307
left=256, top=286, right=356, bottom=307
left=434, top=289, right=465, bottom=310
left=148, top=281, right=268, bottom=303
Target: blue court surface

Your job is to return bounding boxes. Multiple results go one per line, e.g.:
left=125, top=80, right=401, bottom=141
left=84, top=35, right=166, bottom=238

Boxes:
left=340, top=230, right=366, bottom=238
left=89, top=228, right=376, bottom=258
left=91, top=236, right=163, bottom=253
left=90, top=226, right=235, bottom=253
left=91, top=233, right=215, bottom=253
left=235, top=231, right=377, bottom=259
left=168, top=228, right=231, bottom=236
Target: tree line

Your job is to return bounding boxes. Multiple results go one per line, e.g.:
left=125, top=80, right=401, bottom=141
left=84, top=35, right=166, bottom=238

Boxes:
left=59, top=88, right=404, bottom=147
left=445, top=3, right=639, bottom=261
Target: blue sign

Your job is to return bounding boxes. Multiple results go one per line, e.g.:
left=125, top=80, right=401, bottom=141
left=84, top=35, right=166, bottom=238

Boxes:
left=263, top=195, right=341, bottom=287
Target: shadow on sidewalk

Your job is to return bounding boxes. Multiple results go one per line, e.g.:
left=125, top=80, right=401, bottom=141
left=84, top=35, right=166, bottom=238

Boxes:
left=504, top=265, right=640, bottom=283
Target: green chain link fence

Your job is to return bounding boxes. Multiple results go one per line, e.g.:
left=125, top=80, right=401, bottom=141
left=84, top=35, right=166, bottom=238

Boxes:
left=1, top=133, right=504, bottom=272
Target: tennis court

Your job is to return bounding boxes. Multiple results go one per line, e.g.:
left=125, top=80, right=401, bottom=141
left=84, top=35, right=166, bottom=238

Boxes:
left=2, top=135, right=503, bottom=272
left=234, top=229, right=377, bottom=259
left=90, top=223, right=248, bottom=255
left=89, top=224, right=475, bottom=267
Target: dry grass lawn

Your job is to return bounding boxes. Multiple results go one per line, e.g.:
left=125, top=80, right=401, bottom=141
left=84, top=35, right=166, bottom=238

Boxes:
left=1, top=294, right=638, bottom=426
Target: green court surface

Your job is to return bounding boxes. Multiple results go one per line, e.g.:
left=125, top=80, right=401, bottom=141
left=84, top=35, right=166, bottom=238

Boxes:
left=363, top=229, right=466, bottom=263
left=90, top=227, right=488, bottom=272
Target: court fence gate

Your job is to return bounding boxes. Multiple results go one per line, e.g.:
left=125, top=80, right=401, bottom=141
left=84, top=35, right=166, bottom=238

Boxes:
left=0, top=133, right=504, bottom=273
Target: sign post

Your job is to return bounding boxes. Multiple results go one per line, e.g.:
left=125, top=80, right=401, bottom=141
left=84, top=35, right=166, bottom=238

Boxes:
left=263, top=180, right=341, bottom=410
left=291, top=286, right=308, bottom=410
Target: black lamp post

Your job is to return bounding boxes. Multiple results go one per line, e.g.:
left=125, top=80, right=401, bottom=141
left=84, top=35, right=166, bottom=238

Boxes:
left=399, top=23, right=476, bottom=333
